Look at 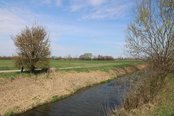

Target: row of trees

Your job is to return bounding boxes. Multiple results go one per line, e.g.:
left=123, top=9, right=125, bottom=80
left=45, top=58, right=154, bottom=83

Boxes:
left=79, top=53, right=114, bottom=60
left=52, top=54, right=114, bottom=60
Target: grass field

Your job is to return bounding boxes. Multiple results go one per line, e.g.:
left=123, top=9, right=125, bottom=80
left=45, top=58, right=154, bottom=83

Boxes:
left=0, top=59, right=142, bottom=70
left=0, top=60, right=16, bottom=70
left=0, top=59, right=142, bottom=78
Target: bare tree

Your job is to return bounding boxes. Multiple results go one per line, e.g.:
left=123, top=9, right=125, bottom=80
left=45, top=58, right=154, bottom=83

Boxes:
left=13, top=25, right=50, bottom=73
left=126, top=0, right=174, bottom=72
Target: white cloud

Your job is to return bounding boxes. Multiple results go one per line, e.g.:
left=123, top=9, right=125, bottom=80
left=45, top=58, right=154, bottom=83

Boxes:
left=56, top=0, right=62, bottom=7
left=69, top=0, right=131, bottom=20
left=34, top=0, right=62, bottom=7
left=83, top=4, right=128, bottom=20
left=0, top=8, right=26, bottom=33
left=88, top=0, right=106, bottom=6
left=70, top=5, right=83, bottom=12
left=0, top=7, right=38, bottom=56
left=70, top=0, right=106, bottom=11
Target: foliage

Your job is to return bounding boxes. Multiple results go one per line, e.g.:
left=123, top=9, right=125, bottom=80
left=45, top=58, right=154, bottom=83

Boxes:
left=126, top=0, right=174, bottom=72
left=114, top=71, right=174, bottom=116
left=93, top=55, right=114, bottom=60
left=12, top=25, right=50, bottom=72
left=79, top=53, right=93, bottom=60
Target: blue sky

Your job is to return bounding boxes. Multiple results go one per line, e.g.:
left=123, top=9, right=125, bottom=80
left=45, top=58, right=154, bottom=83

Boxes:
left=0, top=0, right=135, bottom=57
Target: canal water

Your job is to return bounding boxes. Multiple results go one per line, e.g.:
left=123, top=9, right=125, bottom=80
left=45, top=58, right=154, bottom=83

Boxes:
left=15, top=72, right=141, bottom=116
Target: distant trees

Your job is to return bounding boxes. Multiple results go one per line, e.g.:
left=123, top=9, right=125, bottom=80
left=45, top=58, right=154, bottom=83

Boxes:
left=126, top=0, right=174, bottom=72
left=50, top=54, right=115, bottom=61
left=79, top=53, right=93, bottom=60
left=93, top=55, right=114, bottom=60
left=0, top=56, right=12, bottom=60
left=13, top=25, right=50, bottom=73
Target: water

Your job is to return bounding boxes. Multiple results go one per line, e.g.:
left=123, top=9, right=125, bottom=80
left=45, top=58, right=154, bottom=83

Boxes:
left=15, top=73, right=138, bottom=116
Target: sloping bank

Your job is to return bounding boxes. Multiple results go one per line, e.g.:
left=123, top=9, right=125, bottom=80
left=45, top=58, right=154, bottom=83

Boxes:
left=0, top=64, right=146, bottom=116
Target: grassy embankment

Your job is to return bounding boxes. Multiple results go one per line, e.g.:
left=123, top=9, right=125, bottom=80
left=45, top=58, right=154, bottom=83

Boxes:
left=112, top=71, right=174, bottom=116
left=0, top=60, right=145, bottom=116
left=130, top=72, right=174, bottom=116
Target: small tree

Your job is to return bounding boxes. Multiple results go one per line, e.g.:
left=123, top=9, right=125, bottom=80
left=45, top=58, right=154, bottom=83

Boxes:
left=13, top=25, right=50, bottom=73
left=126, top=0, right=174, bottom=72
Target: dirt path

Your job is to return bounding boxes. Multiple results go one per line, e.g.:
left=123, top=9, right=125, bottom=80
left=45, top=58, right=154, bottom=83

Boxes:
left=0, top=70, right=20, bottom=73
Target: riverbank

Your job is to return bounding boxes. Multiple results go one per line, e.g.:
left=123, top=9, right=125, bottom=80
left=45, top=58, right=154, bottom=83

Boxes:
left=0, top=64, right=146, bottom=116
left=123, top=71, right=174, bottom=116
left=111, top=70, right=174, bottom=116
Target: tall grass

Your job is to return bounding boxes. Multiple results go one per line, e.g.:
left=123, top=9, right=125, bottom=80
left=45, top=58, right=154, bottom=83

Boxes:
left=113, top=69, right=167, bottom=115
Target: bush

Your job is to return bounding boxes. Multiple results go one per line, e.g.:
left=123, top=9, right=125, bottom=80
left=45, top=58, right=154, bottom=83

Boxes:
left=13, top=25, right=50, bottom=73
left=115, top=69, right=167, bottom=115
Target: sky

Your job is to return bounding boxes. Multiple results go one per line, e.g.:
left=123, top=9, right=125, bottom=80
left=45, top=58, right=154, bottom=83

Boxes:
left=0, top=0, right=135, bottom=58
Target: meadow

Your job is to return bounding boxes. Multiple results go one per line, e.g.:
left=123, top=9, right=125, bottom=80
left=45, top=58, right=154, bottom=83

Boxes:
left=0, top=59, right=142, bottom=71
left=0, top=59, right=142, bottom=78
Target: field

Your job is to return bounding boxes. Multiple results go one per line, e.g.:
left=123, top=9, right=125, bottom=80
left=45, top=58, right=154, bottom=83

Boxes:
left=0, top=59, right=142, bottom=71
left=0, top=59, right=142, bottom=78
left=0, top=60, right=16, bottom=70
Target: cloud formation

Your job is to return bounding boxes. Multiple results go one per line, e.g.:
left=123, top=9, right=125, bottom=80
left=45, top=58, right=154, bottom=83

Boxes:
left=0, top=8, right=32, bottom=34
left=82, top=4, right=128, bottom=20
left=69, top=0, right=131, bottom=20
left=0, top=0, right=132, bottom=57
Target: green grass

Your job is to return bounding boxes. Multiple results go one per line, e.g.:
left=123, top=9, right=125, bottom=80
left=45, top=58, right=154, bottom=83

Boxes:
left=0, top=72, right=34, bottom=79
left=149, top=73, right=174, bottom=116
left=127, top=72, right=174, bottom=116
left=0, top=59, right=142, bottom=71
left=4, top=110, right=16, bottom=116
left=0, top=59, right=16, bottom=70
left=50, top=59, right=141, bottom=69
left=51, top=95, right=59, bottom=102
left=0, top=59, right=142, bottom=78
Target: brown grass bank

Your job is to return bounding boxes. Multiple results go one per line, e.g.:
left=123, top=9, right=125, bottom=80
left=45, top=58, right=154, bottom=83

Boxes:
left=0, top=64, right=146, bottom=116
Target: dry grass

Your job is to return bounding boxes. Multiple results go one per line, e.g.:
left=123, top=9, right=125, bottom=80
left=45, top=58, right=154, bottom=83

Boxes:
left=126, top=73, right=174, bottom=116
left=113, top=68, right=168, bottom=116
left=0, top=65, right=146, bottom=116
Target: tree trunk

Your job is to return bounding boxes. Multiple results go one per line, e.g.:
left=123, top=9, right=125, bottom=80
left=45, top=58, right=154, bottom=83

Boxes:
left=30, top=65, right=35, bottom=73
left=21, top=66, right=24, bottom=73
